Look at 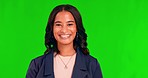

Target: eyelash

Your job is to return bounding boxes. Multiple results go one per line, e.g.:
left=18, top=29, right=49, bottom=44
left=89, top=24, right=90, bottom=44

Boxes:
left=67, top=24, right=73, bottom=26
left=55, top=24, right=73, bottom=26
left=55, top=24, right=61, bottom=26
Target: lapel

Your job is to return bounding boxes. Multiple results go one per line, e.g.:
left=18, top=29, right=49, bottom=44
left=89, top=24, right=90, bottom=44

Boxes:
left=71, top=48, right=88, bottom=78
left=44, top=49, right=54, bottom=78
left=43, top=48, right=88, bottom=78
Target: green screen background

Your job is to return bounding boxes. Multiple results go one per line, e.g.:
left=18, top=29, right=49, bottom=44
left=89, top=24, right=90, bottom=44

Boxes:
left=0, top=0, right=148, bottom=78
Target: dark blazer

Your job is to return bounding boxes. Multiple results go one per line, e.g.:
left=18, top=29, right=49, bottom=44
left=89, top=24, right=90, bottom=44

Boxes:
left=26, top=48, right=103, bottom=78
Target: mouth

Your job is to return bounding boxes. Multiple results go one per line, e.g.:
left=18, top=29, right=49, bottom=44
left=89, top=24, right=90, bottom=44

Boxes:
left=59, top=34, right=71, bottom=39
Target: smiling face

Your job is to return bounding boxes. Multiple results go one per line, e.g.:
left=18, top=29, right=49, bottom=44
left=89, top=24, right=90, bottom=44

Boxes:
left=53, top=11, right=77, bottom=46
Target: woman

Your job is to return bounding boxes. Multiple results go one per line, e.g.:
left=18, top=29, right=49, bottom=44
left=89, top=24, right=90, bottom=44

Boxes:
left=26, top=4, right=103, bottom=78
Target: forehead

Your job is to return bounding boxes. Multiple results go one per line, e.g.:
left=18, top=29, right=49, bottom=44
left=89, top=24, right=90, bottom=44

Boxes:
left=54, top=11, right=75, bottom=21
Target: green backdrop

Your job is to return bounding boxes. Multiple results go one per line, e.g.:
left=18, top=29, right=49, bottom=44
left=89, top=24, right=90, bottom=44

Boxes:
left=0, top=0, right=148, bottom=78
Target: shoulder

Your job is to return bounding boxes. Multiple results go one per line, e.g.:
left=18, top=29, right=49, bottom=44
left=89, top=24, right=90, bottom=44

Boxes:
left=30, top=52, right=52, bottom=68
left=84, top=55, right=102, bottom=74
left=84, top=54, right=100, bottom=65
left=27, top=54, right=47, bottom=71
left=83, top=54, right=103, bottom=77
left=32, top=54, right=46, bottom=63
left=27, top=52, right=52, bottom=71
left=31, top=54, right=45, bottom=67
left=26, top=55, right=45, bottom=78
left=26, top=52, right=52, bottom=78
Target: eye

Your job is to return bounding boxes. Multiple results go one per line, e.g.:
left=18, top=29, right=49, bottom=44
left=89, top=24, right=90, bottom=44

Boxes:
left=67, top=24, right=73, bottom=26
left=55, top=24, right=61, bottom=26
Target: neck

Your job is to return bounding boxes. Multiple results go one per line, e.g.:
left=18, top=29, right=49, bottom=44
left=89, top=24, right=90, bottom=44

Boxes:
left=57, top=43, right=76, bottom=56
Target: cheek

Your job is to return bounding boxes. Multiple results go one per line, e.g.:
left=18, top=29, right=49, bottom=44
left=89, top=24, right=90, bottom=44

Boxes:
left=70, top=27, right=77, bottom=37
left=72, top=27, right=77, bottom=34
left=70, top=25, right=77, bottom=32
left=53, top=26, right=59, bottom=33
left=53, top=27, right=59, bottom=37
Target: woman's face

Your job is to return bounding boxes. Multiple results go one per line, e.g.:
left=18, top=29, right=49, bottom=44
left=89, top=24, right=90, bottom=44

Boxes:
left=53, top=11, right=77, bottom=46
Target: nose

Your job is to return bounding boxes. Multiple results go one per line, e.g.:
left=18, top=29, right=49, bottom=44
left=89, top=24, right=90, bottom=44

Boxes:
left=60, top=24, right=68, bottom=33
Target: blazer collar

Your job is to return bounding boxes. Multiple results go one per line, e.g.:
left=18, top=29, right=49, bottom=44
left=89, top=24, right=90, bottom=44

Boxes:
left=44, top=49, right=54, bottom=76
left=44, top=48, right=88, bottom=78
left=71, top=48, right=88, bottom=78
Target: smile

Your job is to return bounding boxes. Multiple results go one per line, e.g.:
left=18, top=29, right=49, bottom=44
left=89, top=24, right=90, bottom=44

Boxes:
left=59, top=34, right=71, bottom=39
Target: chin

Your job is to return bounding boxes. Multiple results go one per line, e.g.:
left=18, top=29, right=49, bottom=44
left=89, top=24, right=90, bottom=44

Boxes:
left=58, top=40, right=73, bottom=45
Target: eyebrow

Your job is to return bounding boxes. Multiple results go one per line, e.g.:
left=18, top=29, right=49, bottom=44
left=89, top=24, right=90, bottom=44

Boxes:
left=54, top=21, right=75, bottom=23
left=54, top=21, right=62, bottom=23
left=66, top=21, right=75, bottom=23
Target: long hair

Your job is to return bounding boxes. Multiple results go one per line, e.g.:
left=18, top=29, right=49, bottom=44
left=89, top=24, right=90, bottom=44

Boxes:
left=44, top=4, right=89, bottom=55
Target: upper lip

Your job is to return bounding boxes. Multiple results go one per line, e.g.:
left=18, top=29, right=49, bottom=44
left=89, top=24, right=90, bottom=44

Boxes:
left=59, top=34, right=71, bottom=35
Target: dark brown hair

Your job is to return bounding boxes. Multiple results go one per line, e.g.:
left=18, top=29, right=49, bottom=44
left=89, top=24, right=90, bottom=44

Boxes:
left=45, top=4, right=89, bottom=55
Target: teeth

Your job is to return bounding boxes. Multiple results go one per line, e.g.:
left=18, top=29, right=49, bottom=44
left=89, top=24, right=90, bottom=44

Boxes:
left=60, top=34, right=70, bottom=39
